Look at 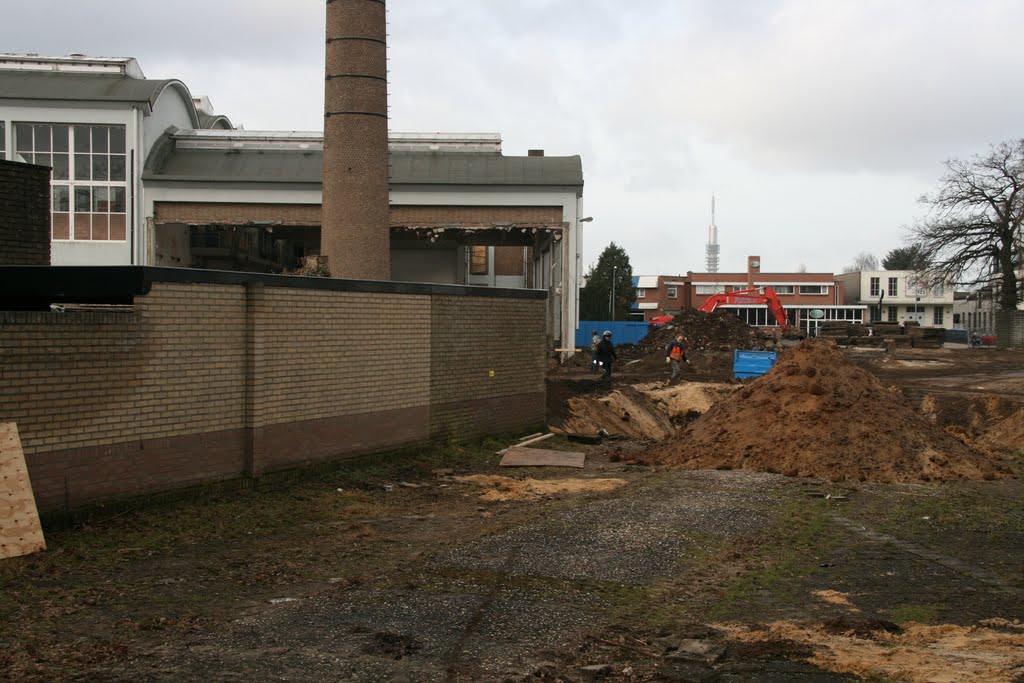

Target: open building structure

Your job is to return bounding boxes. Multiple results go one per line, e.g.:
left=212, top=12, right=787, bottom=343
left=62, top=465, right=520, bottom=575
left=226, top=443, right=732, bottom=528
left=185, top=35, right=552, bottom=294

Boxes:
left=0, top=53, right=586, bottom=351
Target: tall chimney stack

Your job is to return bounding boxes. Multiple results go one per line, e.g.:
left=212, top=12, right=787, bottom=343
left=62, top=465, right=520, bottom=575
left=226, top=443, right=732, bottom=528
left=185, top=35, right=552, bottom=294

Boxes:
left=322, top=0, right=390, bottom=280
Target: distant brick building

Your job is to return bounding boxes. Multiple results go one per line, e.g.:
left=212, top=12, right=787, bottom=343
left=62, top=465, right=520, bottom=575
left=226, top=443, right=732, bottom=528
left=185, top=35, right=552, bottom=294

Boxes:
left=634, top=256, right=865, bottom=336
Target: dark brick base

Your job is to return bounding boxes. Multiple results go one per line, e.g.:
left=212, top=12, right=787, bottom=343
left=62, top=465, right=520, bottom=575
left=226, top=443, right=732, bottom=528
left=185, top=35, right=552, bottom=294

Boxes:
left=431, top=391, right=546, bottom=441
left=27, top=429, right=246, bottom=513
left=254, top=405, right=430, bottom=473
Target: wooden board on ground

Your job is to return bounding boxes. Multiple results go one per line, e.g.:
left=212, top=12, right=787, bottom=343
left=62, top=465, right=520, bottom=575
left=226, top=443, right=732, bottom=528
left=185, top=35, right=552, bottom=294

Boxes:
left=1, top=423, right=46, bottom=560
left=499, top=447, right=586, bottom=468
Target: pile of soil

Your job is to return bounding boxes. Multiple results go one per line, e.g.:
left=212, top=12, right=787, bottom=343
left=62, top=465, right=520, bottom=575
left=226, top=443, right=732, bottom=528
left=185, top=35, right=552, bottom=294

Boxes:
left=646, top=339, right=1012, bottom=483
left=634, top=309, right=770, bottom=355
left=550, top=385, right=677, bottom=440
left=982, top=408, right=1024, bottom=451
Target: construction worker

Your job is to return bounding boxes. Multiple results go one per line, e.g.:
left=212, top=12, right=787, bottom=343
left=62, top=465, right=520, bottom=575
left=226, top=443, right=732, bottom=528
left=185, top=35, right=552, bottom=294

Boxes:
left=590, top=330, right=600, bottom=371
left=665, top=334, right=688, bottom=380
left=595, top=330, right=617, bottom=380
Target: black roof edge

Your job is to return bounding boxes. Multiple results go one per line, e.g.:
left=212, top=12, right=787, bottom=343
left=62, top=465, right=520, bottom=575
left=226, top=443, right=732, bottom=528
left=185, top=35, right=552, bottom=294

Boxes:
left=0, top=266, right=547, bottom=310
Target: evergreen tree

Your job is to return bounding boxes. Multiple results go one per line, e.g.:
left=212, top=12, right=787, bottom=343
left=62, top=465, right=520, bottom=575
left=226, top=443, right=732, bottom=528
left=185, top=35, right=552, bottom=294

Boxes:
left=580, top=242, right=636, bottom=320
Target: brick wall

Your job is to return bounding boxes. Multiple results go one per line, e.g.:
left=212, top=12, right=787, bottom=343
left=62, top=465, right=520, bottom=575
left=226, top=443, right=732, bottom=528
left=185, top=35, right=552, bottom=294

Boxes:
left=153, top=203, right=565, bottom=228
left=0, top=160, right=51, bottom=265
left=154, top=202, right=321, bottom=227
left=390, top=205, right=563, bottom=225
left=430, top=295, right=546, bottom=438
left=0, top=269, right=546, bottom=512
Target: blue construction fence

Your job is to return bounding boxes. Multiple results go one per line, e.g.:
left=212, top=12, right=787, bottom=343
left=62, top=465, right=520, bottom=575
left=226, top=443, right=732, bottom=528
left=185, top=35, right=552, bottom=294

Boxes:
left=575, top=321, right=652, bottom=348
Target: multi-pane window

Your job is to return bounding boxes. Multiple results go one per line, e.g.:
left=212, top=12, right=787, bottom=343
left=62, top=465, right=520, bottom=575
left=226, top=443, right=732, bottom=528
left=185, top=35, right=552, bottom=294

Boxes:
left=636, top=289, right=646, bottom=298
left=695, top=284, right=725, bottom=295
left=798, top=285, right=827, bottom=295
left=887, top=277, right=898, bottom=296
left=870, top=306, right=881, bottom=322
left=666, top=286, right=677, bottom=298
left=469, top=245, right=488, bottom=275
left=887, top=306, right=898, bottom=322
left=869, top=277, right=880, bottom=296
left=933, top=307, right=944, bottom=325
left=931, top=282, right=944, bottom=297
left=772, top=285, right=794, bottom=294
left=14, top=123, right=127, bottom=241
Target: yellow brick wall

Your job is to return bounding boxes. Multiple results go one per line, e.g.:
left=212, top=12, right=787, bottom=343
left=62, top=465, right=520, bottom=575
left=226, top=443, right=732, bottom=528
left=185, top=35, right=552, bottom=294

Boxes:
left=0, top=276, right=546, bottom=511
left=0, top=283, right=246, bottom=454
left=248, top=287, right=431, bottom=426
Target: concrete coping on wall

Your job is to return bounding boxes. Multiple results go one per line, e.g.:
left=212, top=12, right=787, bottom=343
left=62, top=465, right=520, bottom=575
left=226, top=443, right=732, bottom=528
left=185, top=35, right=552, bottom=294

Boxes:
left=0, top=266, right=548, bottom=310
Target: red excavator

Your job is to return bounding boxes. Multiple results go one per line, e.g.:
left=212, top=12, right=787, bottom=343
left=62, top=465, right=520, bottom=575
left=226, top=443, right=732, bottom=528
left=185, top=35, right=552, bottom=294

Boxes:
left=698, top=287, right=792, bottom=334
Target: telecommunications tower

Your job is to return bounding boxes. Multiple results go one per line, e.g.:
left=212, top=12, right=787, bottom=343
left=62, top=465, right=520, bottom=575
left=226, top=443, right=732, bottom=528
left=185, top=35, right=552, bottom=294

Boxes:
left=705, top=195, right=720, bottom=273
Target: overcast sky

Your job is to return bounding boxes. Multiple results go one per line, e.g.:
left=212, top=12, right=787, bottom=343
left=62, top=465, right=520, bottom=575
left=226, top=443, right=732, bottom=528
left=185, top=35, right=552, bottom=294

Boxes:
left=5, top=0, right=1024, bottom=276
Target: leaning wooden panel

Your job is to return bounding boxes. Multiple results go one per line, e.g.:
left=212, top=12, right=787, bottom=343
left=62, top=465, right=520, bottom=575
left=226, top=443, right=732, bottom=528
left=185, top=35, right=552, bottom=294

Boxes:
left=0, top=422, right=46, bottom=559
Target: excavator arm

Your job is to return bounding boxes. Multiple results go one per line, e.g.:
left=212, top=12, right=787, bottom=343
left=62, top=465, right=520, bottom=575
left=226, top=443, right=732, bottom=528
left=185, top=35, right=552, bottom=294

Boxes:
left=698, top=287, right=791, bottom=333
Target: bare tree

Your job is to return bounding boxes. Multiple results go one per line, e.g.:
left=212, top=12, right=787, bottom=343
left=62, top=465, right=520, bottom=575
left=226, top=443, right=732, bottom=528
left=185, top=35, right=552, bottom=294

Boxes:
left=913, top=140, right=1024, bottom=310
left=840, top=251, right=878, bottom=273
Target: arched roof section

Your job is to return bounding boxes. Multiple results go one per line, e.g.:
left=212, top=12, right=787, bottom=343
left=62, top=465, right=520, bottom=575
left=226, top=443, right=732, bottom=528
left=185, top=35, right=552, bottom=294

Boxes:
left=0, top=71, right=199, bottom=128
left=198, top=112, right=234, bottom=130
left=149, top=80, right=201, bottom=129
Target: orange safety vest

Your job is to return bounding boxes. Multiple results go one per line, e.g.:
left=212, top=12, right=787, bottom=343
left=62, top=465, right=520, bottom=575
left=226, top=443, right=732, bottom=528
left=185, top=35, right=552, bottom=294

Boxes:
left=669, top=344, right=685, bottom=361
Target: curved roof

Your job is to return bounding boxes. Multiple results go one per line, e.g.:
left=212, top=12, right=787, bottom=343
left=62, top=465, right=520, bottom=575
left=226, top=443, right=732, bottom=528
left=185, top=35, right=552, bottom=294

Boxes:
left=0, top=71, right=192, bottom=108
left=143, top=133, right=583, bottom=189
left=197, top=112, right=234, bottom=130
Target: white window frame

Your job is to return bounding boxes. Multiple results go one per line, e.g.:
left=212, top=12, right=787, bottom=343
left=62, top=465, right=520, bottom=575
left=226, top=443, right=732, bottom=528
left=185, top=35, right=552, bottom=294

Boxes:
left=772, top=285, right=795, bottom=295
left=666, top=286, right=677, bottom=299
left=887, top=277, right=898, bottom=297
left=869, top=277, right=880, bottom=297
left=695, top=284, right=726, bottom=295
left=798, top=285, right=827, bottom=295
left=13, top=122, right=128, bottom=243
left=636, top=289, right=646, bottom=298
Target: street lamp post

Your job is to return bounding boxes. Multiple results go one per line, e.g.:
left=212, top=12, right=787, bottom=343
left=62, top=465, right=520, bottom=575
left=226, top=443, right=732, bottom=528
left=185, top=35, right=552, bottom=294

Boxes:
left=611, top=265, right=617, bottom=321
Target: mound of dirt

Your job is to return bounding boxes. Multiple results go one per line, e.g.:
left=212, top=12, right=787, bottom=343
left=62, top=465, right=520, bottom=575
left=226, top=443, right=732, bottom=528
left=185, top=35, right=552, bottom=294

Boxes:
left=551, top=385, right=677, bottom=440
left=981, top=408, right=1024, bottom=451
left=646, top=339, right=1012, bottom=483
left=635, top=309, right=771, bottom=355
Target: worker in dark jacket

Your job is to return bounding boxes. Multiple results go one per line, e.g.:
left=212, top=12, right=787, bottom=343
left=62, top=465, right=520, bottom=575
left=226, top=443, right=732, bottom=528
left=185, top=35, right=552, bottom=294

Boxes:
left=595, top=330, right=617, bottom=380
left=665, top=334, right=688, bottom=380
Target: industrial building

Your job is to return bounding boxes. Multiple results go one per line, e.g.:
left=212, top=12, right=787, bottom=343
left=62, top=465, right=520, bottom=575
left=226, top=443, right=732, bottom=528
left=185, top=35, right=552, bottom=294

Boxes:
left=0, top=53, right=586, bottom=350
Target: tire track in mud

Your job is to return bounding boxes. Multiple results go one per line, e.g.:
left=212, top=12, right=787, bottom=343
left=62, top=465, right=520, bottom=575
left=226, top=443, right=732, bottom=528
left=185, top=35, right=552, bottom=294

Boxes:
left=831, top=515, right=1024, bottom=597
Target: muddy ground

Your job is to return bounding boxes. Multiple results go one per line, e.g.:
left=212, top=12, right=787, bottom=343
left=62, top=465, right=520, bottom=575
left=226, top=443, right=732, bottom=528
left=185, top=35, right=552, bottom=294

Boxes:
left=2, top=344, right=1023, bottom=682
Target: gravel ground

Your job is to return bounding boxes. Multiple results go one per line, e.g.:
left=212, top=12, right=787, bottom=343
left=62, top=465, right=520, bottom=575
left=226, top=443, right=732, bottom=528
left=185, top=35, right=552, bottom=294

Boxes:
left=4, top=457, right=1021, bottom=682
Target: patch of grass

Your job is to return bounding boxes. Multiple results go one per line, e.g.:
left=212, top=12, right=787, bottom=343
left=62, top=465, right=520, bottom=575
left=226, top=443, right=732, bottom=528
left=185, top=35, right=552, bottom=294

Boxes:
left=851, top=483, right=1024, bottom=535
left=884, top=603, right=942, bottom=625
left=707, top=499, right=839, bottom=620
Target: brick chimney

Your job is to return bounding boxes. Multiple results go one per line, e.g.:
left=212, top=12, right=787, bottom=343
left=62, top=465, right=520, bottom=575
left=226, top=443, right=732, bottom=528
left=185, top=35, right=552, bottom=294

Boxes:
left=321, top=0, right=390, bottom=280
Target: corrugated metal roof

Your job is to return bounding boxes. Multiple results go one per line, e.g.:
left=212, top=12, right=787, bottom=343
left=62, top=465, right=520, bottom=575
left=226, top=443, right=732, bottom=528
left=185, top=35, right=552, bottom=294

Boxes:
left=143, top=143, right=584, bottom=188
left=0, top=70, right=185, bottom=108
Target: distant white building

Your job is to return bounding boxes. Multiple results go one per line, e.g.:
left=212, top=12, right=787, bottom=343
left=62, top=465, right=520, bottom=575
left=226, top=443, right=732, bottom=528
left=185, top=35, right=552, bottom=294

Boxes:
left=836, top=270, right=955, bottom=328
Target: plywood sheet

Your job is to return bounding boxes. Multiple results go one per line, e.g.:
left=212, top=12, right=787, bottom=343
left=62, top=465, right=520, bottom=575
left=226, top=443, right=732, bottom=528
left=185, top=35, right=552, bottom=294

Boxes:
left=499, top=447, right=585, bottom=468
left=1, top=423, right=46, bottom=560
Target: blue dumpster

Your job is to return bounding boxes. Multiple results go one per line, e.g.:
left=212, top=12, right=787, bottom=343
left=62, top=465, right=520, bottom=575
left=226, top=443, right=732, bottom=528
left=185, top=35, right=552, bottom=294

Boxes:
left=733, top=350, right=777, bottom=379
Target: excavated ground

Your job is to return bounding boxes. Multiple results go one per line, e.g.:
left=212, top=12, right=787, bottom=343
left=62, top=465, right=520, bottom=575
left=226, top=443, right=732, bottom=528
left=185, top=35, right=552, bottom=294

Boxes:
left=2, top=337, right=1022, bottom=682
